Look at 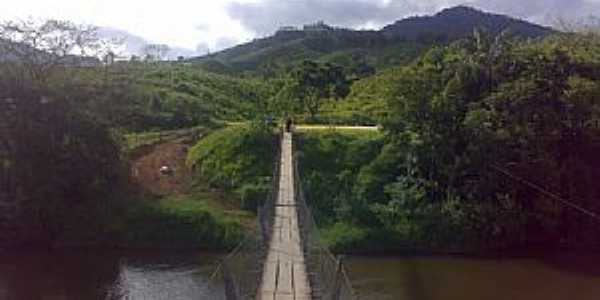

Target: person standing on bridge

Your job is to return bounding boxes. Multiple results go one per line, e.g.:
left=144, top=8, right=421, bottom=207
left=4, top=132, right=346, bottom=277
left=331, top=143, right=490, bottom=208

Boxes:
left=285, top=117, right=293, bottom=132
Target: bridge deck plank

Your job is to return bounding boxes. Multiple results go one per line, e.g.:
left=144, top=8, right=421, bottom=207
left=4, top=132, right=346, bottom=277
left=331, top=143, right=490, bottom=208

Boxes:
left=259, top=132, right=311, bottom=300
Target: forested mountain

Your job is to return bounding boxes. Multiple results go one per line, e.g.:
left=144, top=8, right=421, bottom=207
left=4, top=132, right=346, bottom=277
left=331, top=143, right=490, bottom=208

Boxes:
left=381, top=6, right=552, bottom=40
left=191, top=6, right=554, bottom=74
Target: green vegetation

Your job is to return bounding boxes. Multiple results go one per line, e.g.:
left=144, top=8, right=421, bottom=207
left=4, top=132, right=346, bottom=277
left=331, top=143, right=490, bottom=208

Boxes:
left=298, top=31, right=600, bottom=254
left=296, top=130, right=384, bottom=224
left=124, top=126, right=208, bottom=152
left=312, top=68, right=402, bottom=125
left=0, top=20, right=266, bottom=250
left=0, top=58, right=127, bottom=246
left=116, top=196, right=246, bottom=249
left=187, top=124, right=277, bottom=211
left=272, top=60, right=351, bottom=119
left=4, top=7, right=600, bottom=256
left=101, top=64, right=271, bottom=132
left=56, top=190, right=246, bottom=250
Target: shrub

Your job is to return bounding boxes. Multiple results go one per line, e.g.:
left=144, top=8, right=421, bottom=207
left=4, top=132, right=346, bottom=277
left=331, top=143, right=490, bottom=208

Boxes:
left=322, top=222, right=369, bottom=252
left=121, top=200, right=244, bottom=249
left=238, top=182, right=270, bottom=212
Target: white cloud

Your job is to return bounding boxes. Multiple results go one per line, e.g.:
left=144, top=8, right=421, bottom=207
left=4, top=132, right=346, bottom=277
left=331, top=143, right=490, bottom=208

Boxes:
left=227, top=0, right=600, bottom=36
left=1, top=0, right=599, bottom=56
left=0, top=0, right=255, bottom=52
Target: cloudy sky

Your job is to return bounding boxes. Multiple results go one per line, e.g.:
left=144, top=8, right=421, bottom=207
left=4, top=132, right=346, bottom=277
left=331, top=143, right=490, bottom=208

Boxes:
left=2, top=0, right=600, bottom=57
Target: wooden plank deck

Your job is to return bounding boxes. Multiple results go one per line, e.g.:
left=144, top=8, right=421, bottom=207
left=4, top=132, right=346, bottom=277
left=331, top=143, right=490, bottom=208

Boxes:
left=259, top=132, right=311, bottom=300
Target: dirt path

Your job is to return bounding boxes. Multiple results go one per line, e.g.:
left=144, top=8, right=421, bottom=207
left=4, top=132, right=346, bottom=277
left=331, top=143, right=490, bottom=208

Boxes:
left=131, top=139, right=192, bottom=196
left=295, top=125, right=379, bottom=131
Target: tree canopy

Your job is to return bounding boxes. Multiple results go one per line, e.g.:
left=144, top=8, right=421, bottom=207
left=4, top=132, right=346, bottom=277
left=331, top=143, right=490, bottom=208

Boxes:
left=273, top=60, right=350, bottom=118
left=298, top=30, right=600, bottom=252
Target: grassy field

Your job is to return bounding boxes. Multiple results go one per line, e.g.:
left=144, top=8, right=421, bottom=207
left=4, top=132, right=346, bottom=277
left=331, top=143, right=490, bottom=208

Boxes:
left=294, top=125, right=380, bottom=133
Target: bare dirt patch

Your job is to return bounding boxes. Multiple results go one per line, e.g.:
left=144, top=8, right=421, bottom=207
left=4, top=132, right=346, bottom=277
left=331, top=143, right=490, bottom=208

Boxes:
left=131, top=139, right=192, bottom=196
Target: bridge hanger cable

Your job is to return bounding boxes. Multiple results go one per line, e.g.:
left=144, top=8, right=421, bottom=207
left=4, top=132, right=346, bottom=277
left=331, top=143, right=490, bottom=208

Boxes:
left=491, top=164, right=600, bottom=223
left=207, top=236, right=246, bottom=282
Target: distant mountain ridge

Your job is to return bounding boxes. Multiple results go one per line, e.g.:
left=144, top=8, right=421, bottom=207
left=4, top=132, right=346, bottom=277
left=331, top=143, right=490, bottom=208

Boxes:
left=382, top=6, right=552, bottom=40
left=191, top=6, right=555, bottom=74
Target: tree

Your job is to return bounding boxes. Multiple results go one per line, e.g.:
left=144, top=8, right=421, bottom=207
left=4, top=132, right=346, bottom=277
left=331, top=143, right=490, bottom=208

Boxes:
left=276, top=60, right=350, bottom=118
left=142, top=43, right=170, bottom=61
left=377, top=31, right=600, bottom=247
left=0, top=19, right=116, bottom=85
left=0, top=19, right=125, bottom=246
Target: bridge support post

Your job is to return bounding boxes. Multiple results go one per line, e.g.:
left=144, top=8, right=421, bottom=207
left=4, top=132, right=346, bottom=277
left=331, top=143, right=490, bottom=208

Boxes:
left=331, top=255, right=344, bottom=300
left=222, top=260, right=239, bottom=300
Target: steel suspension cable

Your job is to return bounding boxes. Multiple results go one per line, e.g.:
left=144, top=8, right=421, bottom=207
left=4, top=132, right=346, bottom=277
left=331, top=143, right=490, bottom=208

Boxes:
left=491, top=164, right=600, bottom=223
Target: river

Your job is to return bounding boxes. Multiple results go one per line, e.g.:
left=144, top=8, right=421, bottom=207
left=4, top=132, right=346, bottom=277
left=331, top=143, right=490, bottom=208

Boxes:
left=0, top=250, right=223, bottom=299
left=346, top=253, right=600, bottom=300
left=1, top=251, right=600, bottom=299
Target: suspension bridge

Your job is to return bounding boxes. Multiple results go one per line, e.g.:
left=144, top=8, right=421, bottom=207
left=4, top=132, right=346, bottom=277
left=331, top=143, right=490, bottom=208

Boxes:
left=260, top=131, right=310, bottom=299
left=209, top=131, right=355, bottom=300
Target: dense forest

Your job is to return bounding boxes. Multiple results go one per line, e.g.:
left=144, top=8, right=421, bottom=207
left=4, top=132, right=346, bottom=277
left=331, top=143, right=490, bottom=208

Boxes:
left=2, top=7, right=600, bottom=255
left=298, top=31, right=600, bottom=253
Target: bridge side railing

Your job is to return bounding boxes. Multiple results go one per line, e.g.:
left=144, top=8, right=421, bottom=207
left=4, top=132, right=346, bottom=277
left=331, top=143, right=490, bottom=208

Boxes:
left=293, top=137, right=357, bottom=300
left=208, top=130, right=282, bottom=300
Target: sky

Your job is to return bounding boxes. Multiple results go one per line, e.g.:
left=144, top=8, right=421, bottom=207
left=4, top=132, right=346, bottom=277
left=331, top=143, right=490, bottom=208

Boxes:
left=1, top=0, right=600, bottom=57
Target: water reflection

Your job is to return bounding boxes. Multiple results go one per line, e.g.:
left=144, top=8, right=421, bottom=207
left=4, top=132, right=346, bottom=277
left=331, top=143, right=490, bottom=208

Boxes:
left=0, top=250, right=223, bottom=300
left=346, top=254, right=600, bottom=300
left=3, top=250, right=600, bottom=299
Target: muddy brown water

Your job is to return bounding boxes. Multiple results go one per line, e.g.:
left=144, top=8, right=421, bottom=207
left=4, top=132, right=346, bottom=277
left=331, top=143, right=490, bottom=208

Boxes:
left=346, top=253, right=600, bottom=300
left=1, top=251, right=600, bottom=299
left=0, top=250, right=223, bottom=300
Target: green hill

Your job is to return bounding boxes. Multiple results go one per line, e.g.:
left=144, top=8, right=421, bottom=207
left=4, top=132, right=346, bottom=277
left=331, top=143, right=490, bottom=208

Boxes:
left=191, top=6, right=554, bottom=74
left=381, top=6, right=553, bottom=41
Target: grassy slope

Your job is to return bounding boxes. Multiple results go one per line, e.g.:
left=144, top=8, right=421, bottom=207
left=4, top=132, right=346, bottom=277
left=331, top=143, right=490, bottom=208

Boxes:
left=111, top=64, right=271, bottom=133
left=192, top=28, right=425, bottom=75
left=300, top=65, right=405, bottom=126
left=187, top=124, right=277, bottom=211
left=150, top=66, right=268, bottom=119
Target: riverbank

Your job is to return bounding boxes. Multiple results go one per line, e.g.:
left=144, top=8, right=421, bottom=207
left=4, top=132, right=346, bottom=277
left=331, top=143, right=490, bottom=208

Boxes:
left=2, top=188, right=249, bottom=252
left=1, top=127, right=254, bottom=252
